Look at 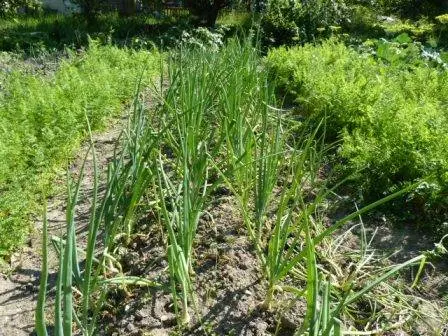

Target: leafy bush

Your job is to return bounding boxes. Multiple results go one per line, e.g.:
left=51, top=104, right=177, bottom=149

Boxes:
left=356, top=34, right=447, bottom=67
left=0, top=13, right=187, bottom=53
left=380, top=17, right=436, bottom=41
left=341, top=6, right=443, bottom=46
left=180, top=26, right=226, bottom=51
left=0, top=42, right=160, bottom=256
left=260, top=0, right=351, bottom=46
left=0, top=0, right=41, bottom=16
left=378, top=0, right=448, bottom=18
left=266, top=40, right=448, bottom=231
left=436, top=13, right=448, bottom=24
left=435, top=13, right=448, bottom=46
left=266, top=41, right=382, bottom=138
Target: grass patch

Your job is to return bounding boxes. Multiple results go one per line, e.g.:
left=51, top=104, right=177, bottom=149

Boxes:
left=0, top=10, right=256, bottom=54
left=0, top=12, right=187, bottom=53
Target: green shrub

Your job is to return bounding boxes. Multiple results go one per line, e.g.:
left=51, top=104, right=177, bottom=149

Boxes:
left=266, top=40, right=448, bottom=231
left=0, top=13, right=183, bottom=53
left=0, top=42, right=160, bottom=256
left=378, top=0, right=448, bottom=18
left=0, top=0, right=42, bottom=16
left=265, top=41, right=382, bottom=138
left=380, top=17, right=436, bottom=40
left=436, top=13, right=448, bottom=24
left=260, top=0, right=350, bottom=46
left=344, top=4, right=384, bottom=36
left=435, top=13, right=448, bottom=45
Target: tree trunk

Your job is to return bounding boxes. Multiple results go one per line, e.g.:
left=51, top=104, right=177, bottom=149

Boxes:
left=120, top=0, right=136, bottom=16
left=205, top=5, right=220, bottom=26
left=185, top=0, right=227, bottom=27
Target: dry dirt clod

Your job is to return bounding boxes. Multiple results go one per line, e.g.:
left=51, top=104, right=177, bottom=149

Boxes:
left=126, top=322, right=137, bottom=333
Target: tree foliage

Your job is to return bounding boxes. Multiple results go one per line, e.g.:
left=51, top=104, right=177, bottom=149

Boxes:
left=261, top=0, right=350, bottom=46
left=378, top=0, right=448, bottom=18
left=184, top=0, right=230, bottom=26
left=70, top=0, right=103, bottom=18
left=0, top=0, right=41, bottom=16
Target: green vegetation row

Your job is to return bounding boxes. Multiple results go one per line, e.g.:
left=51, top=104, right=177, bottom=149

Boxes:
left=260, top=0, right=448, bottom=48
left=0, top=41, right=160, bottom=256
left=266, top=39, right=448, bottom=232
left=2, top=4, right=447, bottom=56
left=0, top=11, right=249, bottom=54
left=0, top=13, right=168, bottom=52
left=37, top=37, right=447, bottom=335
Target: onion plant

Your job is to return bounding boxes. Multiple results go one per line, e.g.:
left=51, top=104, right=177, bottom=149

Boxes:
left=155, top=37, right=265, bottom=325
left=102, top=91, right=158, bottom=249
left=254, top=106, right=283, bottom=246
left=262, top=124, right=326, bottom=309
left=36, top=84, right=161, bottom=335
left=299, top=222, right=344, bottom=336
left=262, top=178, right=424, bottom=310
left=212, top=44, right=430, bottom=314
left=35, top=204, right=49, bottom=336
left=297, top=232, right=448, bottom=335
left=214, top=38, right=287, bottom=261
left=155, top=45, right=223, bottom=325
left=208, top=37, right=325, bottom=307
left=216, top=41, right=259, bottom=223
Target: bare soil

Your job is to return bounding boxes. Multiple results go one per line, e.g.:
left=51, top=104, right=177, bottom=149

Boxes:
left=99, top=190, right=307, bottom=336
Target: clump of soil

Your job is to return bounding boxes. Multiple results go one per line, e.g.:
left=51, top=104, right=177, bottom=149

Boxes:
left=103, top=194, right=305, bottom=336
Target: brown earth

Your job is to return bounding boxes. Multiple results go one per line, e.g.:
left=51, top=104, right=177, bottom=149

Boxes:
left=100, top=191, right=306, bottom=336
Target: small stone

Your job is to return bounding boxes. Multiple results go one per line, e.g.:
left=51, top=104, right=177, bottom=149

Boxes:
left=244, top=290, right=252, bottom=296
left=25, top=282, right=34, bottom=292
left=135, top=310, right=147, bottom=321
left=126, top=322, right=137, bottom=333
left=240, top=262, right=249, bottom=270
